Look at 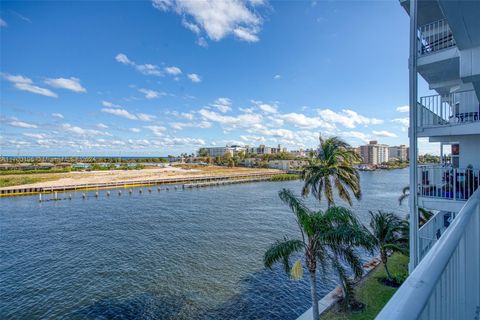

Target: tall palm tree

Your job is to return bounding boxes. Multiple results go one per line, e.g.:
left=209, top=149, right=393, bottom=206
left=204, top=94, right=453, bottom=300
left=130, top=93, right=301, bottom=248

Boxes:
left=264, top=189, right=373, bottom=320
left=398, top=186, right=433, bottom=226
left=302, top=136, right=362, bottom=207
left=368, top=210, right=406, bottom=281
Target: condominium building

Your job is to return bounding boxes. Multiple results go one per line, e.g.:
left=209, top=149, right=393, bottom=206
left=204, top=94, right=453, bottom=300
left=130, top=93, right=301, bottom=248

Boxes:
left=378, top=1, right=480, bottom=319
left=388, top=144, right=408, bottom=161
left=198, top=145, right=246, bottom=157
left=359, top=141, right=390, bottom=165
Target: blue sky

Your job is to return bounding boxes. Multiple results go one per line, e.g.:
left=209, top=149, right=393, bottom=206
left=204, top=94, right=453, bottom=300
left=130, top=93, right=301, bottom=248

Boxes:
left=0, top=0, right=434, bottom=156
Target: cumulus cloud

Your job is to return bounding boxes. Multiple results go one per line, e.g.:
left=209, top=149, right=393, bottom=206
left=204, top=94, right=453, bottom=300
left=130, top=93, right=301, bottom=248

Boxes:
left=2, top=73, right=57, bottom=97
left=211, top=97, right=232, bottom=113
left=139, top=88, right=164, bottom=99
left=61, top=123, right=106, bottom=136
left=165, top=66, right=182, bottom=76
left=101, top=101, right=156, bottom=121
left=9, top=119, right=38, bottom=128
left=273, top=74, right=281, bottom=80
left=317, top=108, right=383, bottom=128
left=276, top=112, right=334, bottom=130
left=52, top=113, right=64, bottom=119
left=341, top=131, right=370, bottom=143
left=23, top=133, right=48, bottom=139
left=129, top=128, right=141, bottom=133
left=144, top=125, right=167, bottom=136
left=170, top=121, right=211, bottom=130
left=97, top=123, right=109, bottom=129
left=44, top=77, right=86, bottom=93
left=115, top=53, right=161, bottom=76
left=392, top=117, right=409, bottom=127
left=396, top=105, right=409, bottom=113
left=372, top=130, right=397, bottom=138
left=152, top=0, right=266, bottom=44
left=199, top=109, right=262, bottom=128
left=256, top=102, right=278, bottom=114
left=187, top=73, right=201, bottom=83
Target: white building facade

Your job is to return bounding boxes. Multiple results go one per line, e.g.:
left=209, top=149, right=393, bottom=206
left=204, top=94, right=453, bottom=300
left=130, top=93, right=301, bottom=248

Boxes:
left=378, top=1, right=480, bottom=319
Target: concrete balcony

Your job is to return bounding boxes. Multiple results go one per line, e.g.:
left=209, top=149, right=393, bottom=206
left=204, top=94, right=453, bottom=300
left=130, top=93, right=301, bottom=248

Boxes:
left=377, top=188, right=480, bottom=320
left=417, top=165, right=480, bottom=212
left=417, top=90, right=480, bottom=137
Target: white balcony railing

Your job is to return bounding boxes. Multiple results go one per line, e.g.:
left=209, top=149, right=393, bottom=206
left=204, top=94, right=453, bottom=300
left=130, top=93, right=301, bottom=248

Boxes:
left=418, top=211, right=451, bottom=261
left=419, top=90, right=480, bottom=128
left=377, top=188, right=480, bottom=320
left=418, top=19, right=456, bottom=56
left=419, top=165, right=480, bottom=201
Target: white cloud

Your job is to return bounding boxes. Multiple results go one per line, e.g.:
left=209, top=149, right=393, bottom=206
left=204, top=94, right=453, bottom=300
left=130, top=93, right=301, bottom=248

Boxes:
left=170, top=121, right=211, bottom=130
left=115, top=53, right=162, bottom=76
left=101, top=107, right=138, bottom=120
left=258, top=103, right=278, bottom=114
left=187, top=73, right=201, bottom=83
left=52, top=113, right=64, bottom=119
left=240, top=135, right=265, bottom=143
left=137, top=113, right=156, bottom=122
left=102, top=100, right=121, bottom=108
left=212, top=97, right=232, bottom=113
left=165, top=66, right=182, bottom=76
left=317, top=108, right=383, bottom=128
left=97, top=123, right=109, bottom=129
left=23, top=133, right=48, bottom=139
left=199, top=109, right=262, bottom=128
left=0, top=18, right=7, bottom=27
left=129, top=127, right=141, bottom=133
left=341, top=131, right=370, bottom=143
left=9, top=119, right=38, bottom=129
left=3, top=73, right=57, bottom=97
left=152, top=0, right=265, bottom=43
left=277, top=112, right=334, bottom=129
left=396, top=105, right=409, bottom=113
left=44, top=77, right=86, bottom=93
left=197, top=37, right=208, bottom=47
left=392, top=117, right=409, bottom=127
left=372, top=130, right=397, bottom=138
left=61, top=123, right=105, bottom=136
left=273, top=74, right=281, bottom=80
left=144, top=125, right=167, bottom=136
left=139, top=88, right=164, bottom=99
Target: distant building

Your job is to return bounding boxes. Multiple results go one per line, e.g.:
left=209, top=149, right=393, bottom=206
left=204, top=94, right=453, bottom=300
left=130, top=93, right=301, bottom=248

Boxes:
left=360, top=140, right=389, bottom=165
left=268, top=159, right=308, bottom=170
left=389, top=145, right=408, bottom=162
left=198, top=145, right=246, bottom=157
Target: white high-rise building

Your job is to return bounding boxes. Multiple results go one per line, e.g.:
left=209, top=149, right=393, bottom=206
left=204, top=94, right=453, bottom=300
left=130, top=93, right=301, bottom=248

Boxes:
left=378, top=1, right=480, bottom=319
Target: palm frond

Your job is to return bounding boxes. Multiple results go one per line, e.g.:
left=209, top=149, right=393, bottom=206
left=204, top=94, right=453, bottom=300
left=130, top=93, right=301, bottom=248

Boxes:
left=264, top=237, right=304, bottom=273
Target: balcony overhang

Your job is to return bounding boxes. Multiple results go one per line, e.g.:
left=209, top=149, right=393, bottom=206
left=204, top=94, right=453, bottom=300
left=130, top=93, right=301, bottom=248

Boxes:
left=419, top=196, right=465, bottom=212
left=419, top=122, right=480, bottom=138
left=438, top=0, right=480, bottom=50
left=418, top=46, right=460, bottom=86
left=400, top=0, right=445, bottom=26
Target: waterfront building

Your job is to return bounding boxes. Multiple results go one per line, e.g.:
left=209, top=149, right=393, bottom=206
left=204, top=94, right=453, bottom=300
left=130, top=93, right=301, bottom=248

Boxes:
left=378, top=1, right=480, bottom=319
left=388, top=145, right=408, bottom=162
left=198, top=145, right=246, bottom=157
left=267, top=159, right=308, bottom=170
left=359, top=140, right=390, bottom=165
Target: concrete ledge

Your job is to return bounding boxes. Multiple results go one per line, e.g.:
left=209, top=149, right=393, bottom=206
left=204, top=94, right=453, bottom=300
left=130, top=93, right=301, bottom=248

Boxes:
left=296, top=257, right=381, bottom=320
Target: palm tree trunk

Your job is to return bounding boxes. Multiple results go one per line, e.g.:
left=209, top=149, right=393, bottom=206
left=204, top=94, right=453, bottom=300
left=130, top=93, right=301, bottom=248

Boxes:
left=309, top=270, right=320, bottom=320
left=381, top=251, right=392, bottom=280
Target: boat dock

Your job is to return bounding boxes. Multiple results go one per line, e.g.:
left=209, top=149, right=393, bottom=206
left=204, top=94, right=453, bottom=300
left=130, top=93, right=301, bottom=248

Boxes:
left=0, top=171, right=285, bottom=197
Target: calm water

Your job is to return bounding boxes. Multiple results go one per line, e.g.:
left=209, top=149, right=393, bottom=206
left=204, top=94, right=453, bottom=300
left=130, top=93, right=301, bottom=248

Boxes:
left=0, top=169, right=408, bottom=320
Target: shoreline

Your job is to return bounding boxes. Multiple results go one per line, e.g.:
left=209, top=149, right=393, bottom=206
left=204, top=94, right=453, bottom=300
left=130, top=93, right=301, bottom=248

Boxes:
left=0, top=167, right=285, bottom=197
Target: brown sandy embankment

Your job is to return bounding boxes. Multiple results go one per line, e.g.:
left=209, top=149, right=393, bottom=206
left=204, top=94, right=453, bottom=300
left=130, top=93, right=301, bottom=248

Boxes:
left=0, top=166, right=282, bottom=195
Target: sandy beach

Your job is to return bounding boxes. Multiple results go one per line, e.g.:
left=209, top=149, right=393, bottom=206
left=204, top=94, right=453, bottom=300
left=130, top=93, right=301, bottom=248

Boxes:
left=0, top=166, right=281, bottom=191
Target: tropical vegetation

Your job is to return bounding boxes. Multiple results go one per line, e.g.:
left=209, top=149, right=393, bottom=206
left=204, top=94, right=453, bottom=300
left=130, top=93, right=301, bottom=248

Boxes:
left=302, top=136, right=362, bottom=207
left=264, top=189, right=373, bottom=320
left=367, top=210, right=406, bottom=283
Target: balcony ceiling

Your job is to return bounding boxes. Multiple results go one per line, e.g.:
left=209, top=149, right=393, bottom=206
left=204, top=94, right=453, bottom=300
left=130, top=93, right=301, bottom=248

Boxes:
left=400, top=0, right=445, bottom=26
left=438, top=0, right=480, bottom=50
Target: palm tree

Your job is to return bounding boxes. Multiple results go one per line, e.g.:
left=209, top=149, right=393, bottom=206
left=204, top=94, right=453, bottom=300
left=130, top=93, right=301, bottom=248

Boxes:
left=264, top=189, right=373, bottom=319
left=302, top=136, right=362, bottom=207
left=368, top=210, right=406, bottom=281
left=398, top=186, right=433, bottom=226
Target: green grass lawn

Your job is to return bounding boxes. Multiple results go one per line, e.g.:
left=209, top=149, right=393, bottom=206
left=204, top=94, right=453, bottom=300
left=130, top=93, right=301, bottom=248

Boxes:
left=321, top=253, right=408, bottom=320
left=0, top=175, right=60, bottom=188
